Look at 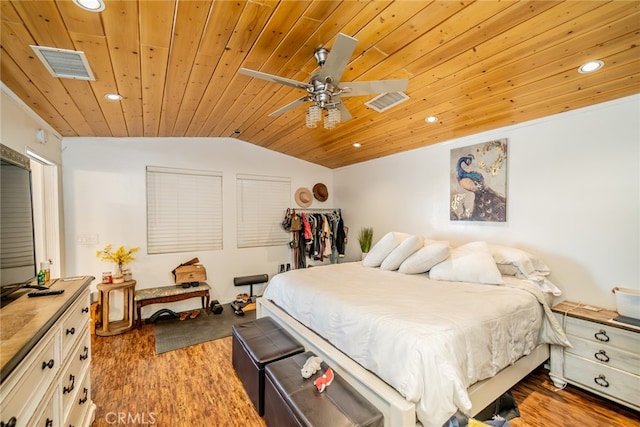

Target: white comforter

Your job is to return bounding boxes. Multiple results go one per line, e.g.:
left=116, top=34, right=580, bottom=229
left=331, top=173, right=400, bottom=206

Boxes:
left=263, top=262, right=569, bottom=427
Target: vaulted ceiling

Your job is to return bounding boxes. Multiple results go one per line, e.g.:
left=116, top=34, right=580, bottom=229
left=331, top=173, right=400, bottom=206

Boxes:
left=1, top=1, right=639, bottom=169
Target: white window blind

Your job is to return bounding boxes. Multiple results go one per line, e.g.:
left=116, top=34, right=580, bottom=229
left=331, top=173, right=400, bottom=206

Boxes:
left=236, top=174, right=290, bottom=248
left=146, top=166, right=223, bottom=254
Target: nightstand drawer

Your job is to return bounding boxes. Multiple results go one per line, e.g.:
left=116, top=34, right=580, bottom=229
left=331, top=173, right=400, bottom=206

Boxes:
left=566, top=335, right=640, bottom=375
left=565, top=316, right=638, bottom=351
left=565, top=353, right=640, bottom=408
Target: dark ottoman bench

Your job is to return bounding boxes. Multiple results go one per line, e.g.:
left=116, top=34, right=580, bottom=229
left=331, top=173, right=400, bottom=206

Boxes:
left=264, top=350, right=384, bottom=427
left=232, top=316, right=304, bottom=416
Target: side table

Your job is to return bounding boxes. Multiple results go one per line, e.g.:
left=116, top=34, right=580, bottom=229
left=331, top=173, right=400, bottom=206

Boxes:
left=96, top=279, right=136, bottom=336
left=549, top=300, right=639, bottom=411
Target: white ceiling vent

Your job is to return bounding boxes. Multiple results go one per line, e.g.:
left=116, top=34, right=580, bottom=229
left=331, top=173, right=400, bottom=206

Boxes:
left=30, top=46, right=96, bottom=81
left=364, top=91, right=409, bottom=113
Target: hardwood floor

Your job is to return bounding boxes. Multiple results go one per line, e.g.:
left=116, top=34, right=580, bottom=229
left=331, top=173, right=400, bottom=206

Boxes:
left=90, top=325, right=639, bottom=427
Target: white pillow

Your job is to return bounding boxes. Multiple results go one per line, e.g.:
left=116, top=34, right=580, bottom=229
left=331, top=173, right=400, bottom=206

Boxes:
left=496, top=263, right=521, bottom=276
left=398, top=241, right=450, bottom=274
left=380, top=235, right=424, bottom=270
left=362, top=232, right=411, bottom=267
left=429, top=241, right=503, bottom=285
left=489, top=244, right=551, bottom=278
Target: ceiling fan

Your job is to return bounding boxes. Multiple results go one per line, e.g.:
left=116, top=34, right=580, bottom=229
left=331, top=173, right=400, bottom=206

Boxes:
left=238, top=33, right=409, bottom=129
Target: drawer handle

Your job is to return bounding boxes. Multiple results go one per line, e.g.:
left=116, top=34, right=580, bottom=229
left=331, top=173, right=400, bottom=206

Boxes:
left=594, top=350, right=610, bottom=363
left=66, top=327, right=76, bottom=335
left=594, top=374, right=610, bottom=388
left=45, top=418, right=53, bottom=427
left=63, top=374, right=75, bottom=394
left=79, top=387, right=88, bottom=405
left=1, top=416, right=17, bottom=427
left=594, top=329, right=609, bottom=342
left=41, top=359, right=54, bottom=370
left=82, top=307, right=89, bottom=313
left=80, top=346, right=89, bottom=361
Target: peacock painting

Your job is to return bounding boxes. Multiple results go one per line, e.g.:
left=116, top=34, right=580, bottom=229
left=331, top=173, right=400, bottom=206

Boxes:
left=450, top=139, right=507, bottom=222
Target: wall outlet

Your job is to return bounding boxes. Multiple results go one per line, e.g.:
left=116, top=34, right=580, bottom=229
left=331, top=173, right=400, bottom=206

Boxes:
left=77, top=234, right=98, bottom=245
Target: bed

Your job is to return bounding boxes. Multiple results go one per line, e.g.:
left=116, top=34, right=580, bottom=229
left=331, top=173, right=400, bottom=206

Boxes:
left=257, top=240, right=570, bottom=427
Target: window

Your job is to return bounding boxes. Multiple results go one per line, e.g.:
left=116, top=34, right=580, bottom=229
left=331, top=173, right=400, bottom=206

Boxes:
left=146, top=166, right=222, bottom=254
left=236, top=174, right=290, bottom=248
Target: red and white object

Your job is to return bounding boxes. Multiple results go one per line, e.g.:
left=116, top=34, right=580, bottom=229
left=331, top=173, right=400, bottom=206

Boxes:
left=314, top=367, right=334, bottom=392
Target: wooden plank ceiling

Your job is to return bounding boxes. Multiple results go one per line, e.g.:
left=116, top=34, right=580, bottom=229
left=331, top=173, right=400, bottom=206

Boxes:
left=1, top=1, right=639, bottom=169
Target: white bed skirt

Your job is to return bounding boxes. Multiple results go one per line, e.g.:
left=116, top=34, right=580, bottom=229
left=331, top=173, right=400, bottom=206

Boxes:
left=257, top=296, right=549, bottom=427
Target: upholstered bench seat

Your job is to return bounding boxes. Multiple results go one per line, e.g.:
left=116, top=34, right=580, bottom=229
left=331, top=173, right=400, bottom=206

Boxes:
left=232, top=316, right=304, bottom=416
left=264, top=351, right=384, bottom=427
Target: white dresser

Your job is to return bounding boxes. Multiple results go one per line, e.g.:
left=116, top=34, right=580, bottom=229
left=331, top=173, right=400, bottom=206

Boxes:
left=1, top=276, right=95, bottom=427
left=550, top=301, right=640, bottom=411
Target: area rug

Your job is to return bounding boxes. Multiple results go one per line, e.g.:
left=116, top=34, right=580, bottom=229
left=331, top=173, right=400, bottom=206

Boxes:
left=154, top=303, right=256, bottom=354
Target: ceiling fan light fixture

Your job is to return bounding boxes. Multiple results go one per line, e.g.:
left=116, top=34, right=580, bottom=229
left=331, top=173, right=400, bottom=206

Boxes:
left=328, top=107, right=341, bottom=123
left=306, top=111, right=318, bottom=128
left=306, top=105, right=322, bottom=128
left=323, top=107, right=341, bottom=130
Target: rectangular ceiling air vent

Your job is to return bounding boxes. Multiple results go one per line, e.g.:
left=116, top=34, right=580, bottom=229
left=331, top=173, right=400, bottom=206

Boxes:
left=30, top=46, right=96, bottom=81
left=364, top=91, right=409, bottom=113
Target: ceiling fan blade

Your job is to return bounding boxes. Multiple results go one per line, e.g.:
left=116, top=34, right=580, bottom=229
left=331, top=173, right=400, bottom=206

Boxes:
left=340, top=79, right=409, bottom=97
left=268, top=96, right=310, bottom=117
left=336, top=102, right=353, bottom=121
left=319, top=33, right=358, bottom=85
left=239, top=68, right=310, bottom=91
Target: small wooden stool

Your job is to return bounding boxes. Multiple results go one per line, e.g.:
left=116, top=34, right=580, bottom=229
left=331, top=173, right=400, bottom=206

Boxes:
left=96, top=279, right=136, bottom=336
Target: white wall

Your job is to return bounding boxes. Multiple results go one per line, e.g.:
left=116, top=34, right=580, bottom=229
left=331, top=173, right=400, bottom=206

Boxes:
left=1, top=85, right=62, bottom=164
left=334, top=95, right=640, bottom=310
left=62, top=137, right=333, bottom=316
left=1, top=85, right=65, bottom=277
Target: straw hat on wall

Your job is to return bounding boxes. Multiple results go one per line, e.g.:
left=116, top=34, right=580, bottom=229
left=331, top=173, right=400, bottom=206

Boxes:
left=294, top=187, right=313, bottom=208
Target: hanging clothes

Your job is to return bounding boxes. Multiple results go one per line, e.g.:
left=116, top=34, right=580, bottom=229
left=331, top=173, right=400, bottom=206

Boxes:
left=281, top=208, right=346, bottom=267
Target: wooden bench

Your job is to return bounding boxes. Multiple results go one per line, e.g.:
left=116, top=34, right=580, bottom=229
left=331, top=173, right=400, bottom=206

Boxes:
left=134, top=282, right=211, bottom=329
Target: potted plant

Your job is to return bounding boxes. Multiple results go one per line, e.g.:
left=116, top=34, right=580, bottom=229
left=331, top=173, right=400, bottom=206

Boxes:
left=357, top=227, right=373, bottom=259
left=96, top=244, right=139, bottom=283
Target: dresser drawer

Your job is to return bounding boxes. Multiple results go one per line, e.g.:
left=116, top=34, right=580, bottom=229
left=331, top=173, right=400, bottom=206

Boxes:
left=0, top=329, right=60, bottom=426
left=565, top=316, right=638, bottom=351
left=28, top=385, right=58, bottom=427
left=64, top=371, right=92, bottom=427
left=60, top=290, right=91, bottom=357
left=565, top=353, right=640, bottom=408
left=60, top=331, right=91, bottom=417
left=566, top=335, right=640, bottom=375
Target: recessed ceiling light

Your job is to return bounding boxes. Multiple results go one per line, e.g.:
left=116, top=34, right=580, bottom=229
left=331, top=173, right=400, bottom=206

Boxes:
left=425, top=116, right=438, bottom=123
left=352, top=142, right=362, bottom=148
left=73, top=0, right=105, bottom=12
left=578, top=60, right=604, bottom=74
left=104, top=93, right=123, bottom=101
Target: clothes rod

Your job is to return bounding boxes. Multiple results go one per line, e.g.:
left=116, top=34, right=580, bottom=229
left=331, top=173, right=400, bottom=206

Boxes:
left=290, top=208, right=340, bottom=213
